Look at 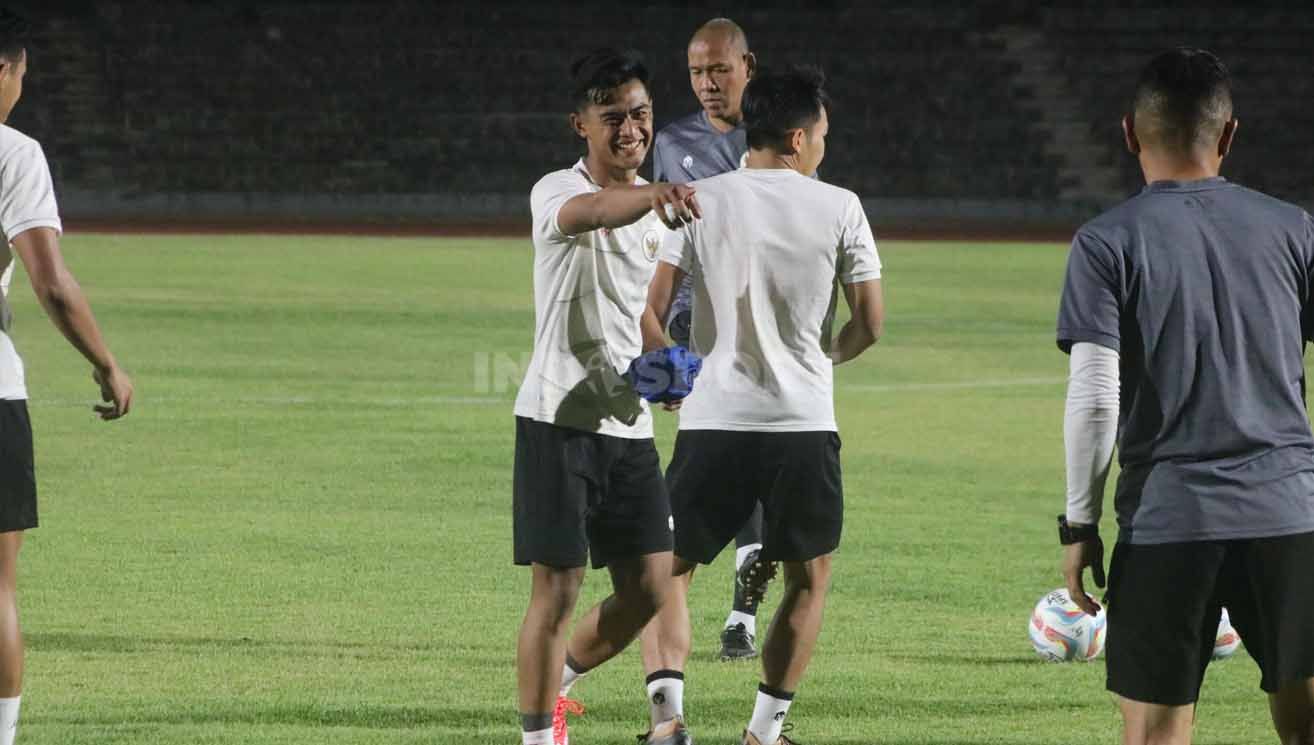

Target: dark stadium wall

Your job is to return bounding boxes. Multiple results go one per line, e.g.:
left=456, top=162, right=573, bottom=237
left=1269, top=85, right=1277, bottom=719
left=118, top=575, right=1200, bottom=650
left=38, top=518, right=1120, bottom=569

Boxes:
left=2, top=1, right=1309, bottom=233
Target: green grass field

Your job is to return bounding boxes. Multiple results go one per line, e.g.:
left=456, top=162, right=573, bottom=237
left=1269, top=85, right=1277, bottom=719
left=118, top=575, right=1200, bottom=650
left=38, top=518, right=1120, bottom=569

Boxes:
left=5, top=234, right=1280, bottom=743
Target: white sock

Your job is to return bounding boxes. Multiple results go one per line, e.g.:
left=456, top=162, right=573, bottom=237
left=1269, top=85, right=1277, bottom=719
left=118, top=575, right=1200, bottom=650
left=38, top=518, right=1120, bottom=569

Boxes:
left=0, top=697, right=19, bottom=745
left=646, top=670, right=685, bottom=725
left=559, top=657, right=587, bottom=697
left=522, top=726, right=553, bottom=745
left=735, top=543, right=762, bottom=570
left=747, top=685, right=793, bottom=745
left=724, top=609, right=757, bottom=636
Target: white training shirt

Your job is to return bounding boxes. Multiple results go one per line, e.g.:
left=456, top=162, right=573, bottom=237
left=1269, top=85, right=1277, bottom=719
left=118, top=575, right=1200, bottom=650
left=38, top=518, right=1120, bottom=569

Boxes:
left=0, top=125, right=62, bottom=401
left=514, top=159, right=666, bottom=438
left=661, top=168, right=881, bottom=432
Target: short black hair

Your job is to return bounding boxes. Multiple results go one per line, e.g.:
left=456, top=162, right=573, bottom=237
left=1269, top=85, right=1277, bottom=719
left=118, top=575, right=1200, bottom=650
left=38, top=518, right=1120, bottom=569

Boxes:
left=742, top=66, right=830, bottom=151
left=569, top=48, right=649, bottom=111
left=0, top=9, right=29, bottom=63
left=1132, top=47, right=1233, bottom=153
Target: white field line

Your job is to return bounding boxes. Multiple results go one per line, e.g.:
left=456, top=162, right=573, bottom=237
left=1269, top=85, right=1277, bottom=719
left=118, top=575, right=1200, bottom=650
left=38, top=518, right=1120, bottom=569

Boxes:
left=27, top=394, right=510, bottom=408
left=843, top=376, right=1066, bottom=393
left=28, top=377, right=1067, bottom=409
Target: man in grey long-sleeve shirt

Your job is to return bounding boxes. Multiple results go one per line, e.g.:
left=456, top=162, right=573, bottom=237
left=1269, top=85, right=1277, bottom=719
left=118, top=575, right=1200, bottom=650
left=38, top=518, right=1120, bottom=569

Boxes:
left=1057, top=47, right=1314, bottom=745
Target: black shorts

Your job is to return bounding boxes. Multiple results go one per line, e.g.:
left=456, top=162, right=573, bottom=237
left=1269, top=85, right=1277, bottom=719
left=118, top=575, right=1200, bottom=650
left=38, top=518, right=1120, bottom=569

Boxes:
left=512, top=417, right=671, bottom=569
left=1105, top=531, right=1314, bottom=705
left=0, top=400, right=35, bottom=533
left=667, top=429, right=842, bottom=564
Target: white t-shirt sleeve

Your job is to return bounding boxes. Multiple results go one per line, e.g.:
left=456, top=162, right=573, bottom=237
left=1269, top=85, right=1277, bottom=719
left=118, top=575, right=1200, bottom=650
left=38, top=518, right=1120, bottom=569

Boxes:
left=0, top=140, right=61, bottom=243
left=658, top=224, right=694, bottom=273
left=530, top=169, right=590, bottom=243
left=837, top=193, right=880, bottom=284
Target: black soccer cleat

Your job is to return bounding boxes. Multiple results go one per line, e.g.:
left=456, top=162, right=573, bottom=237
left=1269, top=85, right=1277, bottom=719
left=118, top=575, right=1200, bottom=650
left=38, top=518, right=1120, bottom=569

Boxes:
left=719, top=622, right=757, bottom=661
left=735, top=548, right=778, bottom=612
left=637, top=716, right=693, bottom=745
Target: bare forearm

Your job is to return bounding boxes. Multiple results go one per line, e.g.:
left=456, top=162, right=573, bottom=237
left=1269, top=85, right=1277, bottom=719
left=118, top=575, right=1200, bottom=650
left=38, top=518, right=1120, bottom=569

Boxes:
left=640, top=306, right=668, bottom=353
left=563, top=185, right=657, bottom=234
left=36, top=279, right=117, bottom=372
left=832, top=279, right=883, bottom=365
left=829, top=321, right=877, bottom=364
left=642, top=262, right=685, bottom=353
left=589, top=185, right=660, bottom=230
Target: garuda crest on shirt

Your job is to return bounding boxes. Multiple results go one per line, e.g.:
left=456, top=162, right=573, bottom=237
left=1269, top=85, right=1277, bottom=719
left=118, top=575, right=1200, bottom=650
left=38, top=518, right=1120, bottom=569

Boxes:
left=642, top=230, right=661, bottom=262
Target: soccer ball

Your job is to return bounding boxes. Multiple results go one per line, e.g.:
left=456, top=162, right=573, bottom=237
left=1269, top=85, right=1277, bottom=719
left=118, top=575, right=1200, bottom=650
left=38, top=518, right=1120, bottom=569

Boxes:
left=1029, top=588, right=1106, bottom=662
left=1213, top=608, right=1241, bottom=660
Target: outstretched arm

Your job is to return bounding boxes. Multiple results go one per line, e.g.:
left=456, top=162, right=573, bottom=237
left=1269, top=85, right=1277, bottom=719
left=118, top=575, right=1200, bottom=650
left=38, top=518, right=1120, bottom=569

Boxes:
left=557, top=183, right=701, bottom=235
left=11, top=227, right=132, bottom=419
left=830, top=278, right=884, bottom=364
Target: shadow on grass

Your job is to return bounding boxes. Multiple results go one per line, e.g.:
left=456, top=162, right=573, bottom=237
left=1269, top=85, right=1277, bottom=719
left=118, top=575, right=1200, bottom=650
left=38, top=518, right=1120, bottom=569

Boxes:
left=30, top=703, right=504, bottom=729
left=26, top=631, right=519, bottom=669
left=30, top=700, right=694, bottom=731
left=817, top=741, right=1071, bottom=745
left=25, top=698, right=1133, bottom=739
left=28, top=631, right=443, bottom=655
left=883, top=653, right=1052, bottom=667
left=818, top=741, right=1245, bottom=745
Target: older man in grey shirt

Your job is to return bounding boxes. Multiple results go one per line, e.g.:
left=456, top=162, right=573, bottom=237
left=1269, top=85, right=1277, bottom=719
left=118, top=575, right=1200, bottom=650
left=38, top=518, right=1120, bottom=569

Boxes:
left=1057, top=47, right=1314, bottom=745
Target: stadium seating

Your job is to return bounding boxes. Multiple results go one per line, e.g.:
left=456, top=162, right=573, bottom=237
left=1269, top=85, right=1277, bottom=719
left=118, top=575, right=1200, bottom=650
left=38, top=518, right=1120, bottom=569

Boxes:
left=1042, top=6, right=1314, bottom=204
left=2, top=2, right=1052, bottom=205
left=6, top=2, right=1310, bottom=213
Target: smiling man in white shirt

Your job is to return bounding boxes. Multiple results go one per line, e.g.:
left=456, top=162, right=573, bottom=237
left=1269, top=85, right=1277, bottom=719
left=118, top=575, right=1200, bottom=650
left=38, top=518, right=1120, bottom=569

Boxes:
left=512, top=48, right=700, bottom=745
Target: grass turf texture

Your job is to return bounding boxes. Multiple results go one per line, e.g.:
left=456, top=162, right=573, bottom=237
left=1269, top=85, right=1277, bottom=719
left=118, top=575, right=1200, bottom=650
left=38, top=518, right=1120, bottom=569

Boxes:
left=8, top=234, right=1279, bottom=743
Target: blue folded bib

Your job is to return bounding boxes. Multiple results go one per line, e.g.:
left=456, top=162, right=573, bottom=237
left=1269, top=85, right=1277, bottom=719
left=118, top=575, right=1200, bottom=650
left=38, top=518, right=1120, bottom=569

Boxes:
left=626, top=346, right=703, bottom=404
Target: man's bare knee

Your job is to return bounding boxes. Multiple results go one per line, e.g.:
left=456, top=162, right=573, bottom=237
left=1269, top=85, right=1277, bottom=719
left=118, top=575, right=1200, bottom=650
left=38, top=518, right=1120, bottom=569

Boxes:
left=0, top=532, right=21, bottom=591
left=529, top=564, right=585, bottom=630
left=1118, top=697, right=1194, bottom=745
left=611, top=555, right=673, bottom=619
left=782, top=554, right=832, bottom=594
left=622, top=579, right=662, bottom=618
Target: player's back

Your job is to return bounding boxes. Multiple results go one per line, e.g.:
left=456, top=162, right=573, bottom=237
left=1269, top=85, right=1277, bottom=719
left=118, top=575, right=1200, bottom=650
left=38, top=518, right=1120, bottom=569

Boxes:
left=668, top=168, right=880, bottom=432
left=1060, top=177, right=1314, bottom=541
